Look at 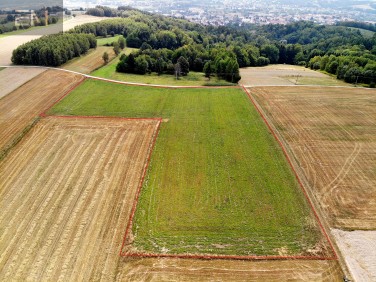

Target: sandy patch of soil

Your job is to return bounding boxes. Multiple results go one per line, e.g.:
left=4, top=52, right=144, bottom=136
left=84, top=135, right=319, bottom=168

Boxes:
left=332, top=229, right=376, bottom=281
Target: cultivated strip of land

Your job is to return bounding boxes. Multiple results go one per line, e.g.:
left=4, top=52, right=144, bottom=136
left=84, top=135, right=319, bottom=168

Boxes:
left=119, top=257, right=343, bottom=281
left=62, top=46, right=116, bottom=74
left=0, top=70, right=84, bottom=156
left=251, top=86, right=376, bottom=230
left=50, top=79, right=334, bottom=258
left=0, top=116, right=160, bottom=281
left=240, top=65, right=350, bottom=87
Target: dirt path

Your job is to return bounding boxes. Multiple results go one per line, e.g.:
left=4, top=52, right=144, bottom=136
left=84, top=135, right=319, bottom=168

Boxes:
left=0, top=116, right=160, bottom=281
left=332, top=229, right=376, bottom=281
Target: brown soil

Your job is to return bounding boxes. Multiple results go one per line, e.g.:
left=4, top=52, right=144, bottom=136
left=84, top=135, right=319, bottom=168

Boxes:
left=251, top=86, right=376, bottom=230
left=0, top=67, right=46, bottom=99
left=118, top=258, right=343, bottom=281
left=240, top=65, right=348, bottom=87
left=0, top=70, right=84, bottom=153
left=62, top=46, right=116, bottom=74
left=0, top=116, right=160, bottom=281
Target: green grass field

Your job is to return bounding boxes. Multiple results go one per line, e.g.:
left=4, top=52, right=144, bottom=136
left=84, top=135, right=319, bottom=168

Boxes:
left=49, top=79, right=328, bottom=256
left=91, top=53, right=234, bottom=86
left=97, top=35, right=122, bottom=46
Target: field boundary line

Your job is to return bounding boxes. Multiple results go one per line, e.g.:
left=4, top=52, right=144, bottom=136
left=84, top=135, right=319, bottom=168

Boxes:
left=0, top=117, right=40, bottom=161
left=120, top=118, right=162, bottom=256
left=2, top=65, right=375, bottom=90
left=43, top=114, right=163, bottom=121
left=0, top=65, right=239, bottom=89
left=241, top=85, right=338, bottom=260
left=39, top=77, right=86, bottom=117
left=123, top=252, right=338, bottom=261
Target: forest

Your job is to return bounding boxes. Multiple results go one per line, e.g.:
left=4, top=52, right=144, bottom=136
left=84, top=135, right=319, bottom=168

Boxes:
left=12, top=7, right=376, bottom=85
left=11, top=33, right=97, bottom=66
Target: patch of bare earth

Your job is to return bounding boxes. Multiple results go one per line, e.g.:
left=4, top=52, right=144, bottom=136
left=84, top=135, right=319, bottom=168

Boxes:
left=62, top=46, right=116, bottom=74
left=251, top=86, right=376, bottom=230
left=240, top=65, right=348, bottom=87
left=0, top=116, right=160, bottom=281
left=0, top=70, right=84, bottom=153
left=118, top=258, right=343, bottom=281
left=332, top=229, right=376, bottom=281
left=0, top=67, right=46, bottom=99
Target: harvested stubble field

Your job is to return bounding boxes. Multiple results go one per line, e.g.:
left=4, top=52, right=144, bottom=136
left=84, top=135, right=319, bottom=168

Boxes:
left=250, top=86, right=376, bottom=230
left=118, top=257, right=343, bottom=281
left=50, top=79, right=334, bottom=258
left=0, top=70, right=84, bottom=157
left=240, top=65, right=349, bottom=87
left=0, top=67, right=46, bottom=99
left=0, top=116, right=160, bottom=281
left=62, top=46, right=116, bottom=74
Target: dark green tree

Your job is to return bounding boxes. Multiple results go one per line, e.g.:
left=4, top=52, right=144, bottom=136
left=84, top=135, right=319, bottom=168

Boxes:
left=177, top=56, right=189, bottom=76
left=102, top=51, right=109, bottom=64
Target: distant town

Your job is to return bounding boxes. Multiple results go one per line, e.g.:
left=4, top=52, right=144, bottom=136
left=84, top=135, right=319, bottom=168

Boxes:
left=63, top=0, right=376, bottom=25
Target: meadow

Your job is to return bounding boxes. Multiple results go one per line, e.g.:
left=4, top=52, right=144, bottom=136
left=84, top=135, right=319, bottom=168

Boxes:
left=49, top=79, right=330, bottom=256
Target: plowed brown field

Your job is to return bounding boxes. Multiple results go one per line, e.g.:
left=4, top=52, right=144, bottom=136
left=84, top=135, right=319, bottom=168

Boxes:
left=251, top=86, right=376, bottom=230
left=0, top=116, right=160, bottom=281
left=0, top=70, right=84, bottom=155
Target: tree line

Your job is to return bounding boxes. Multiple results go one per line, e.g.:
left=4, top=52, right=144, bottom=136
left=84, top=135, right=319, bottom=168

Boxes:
left=336, top=21, right=376, bottom=33
left=116, top=43, right=241, bottom=82
left=308, top=46, right=376, bottom=86
left=12, top=33, right=97, bottom=66
left=10, top=7, right=376, bottom=85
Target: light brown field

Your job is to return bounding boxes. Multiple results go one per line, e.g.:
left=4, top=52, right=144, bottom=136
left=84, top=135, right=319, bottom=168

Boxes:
left=0, top=67, right=46, bottom=99
left=251, top=86, right=376, bottom=230
left=119, top=258, right=343, bottom=281
left=0, top=116, right=160, bottom=281
left=62, top=46, right=116, bottom=74
left=0, top=70, right=84, bottom=154
left=240, top=65, right=349, bottom=87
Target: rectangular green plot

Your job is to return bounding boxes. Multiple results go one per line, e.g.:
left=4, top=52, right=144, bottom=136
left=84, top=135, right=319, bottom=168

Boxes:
left=50, top=79, right=330, bottom=256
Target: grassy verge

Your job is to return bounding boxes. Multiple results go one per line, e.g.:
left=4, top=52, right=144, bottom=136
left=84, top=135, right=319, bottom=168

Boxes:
left=97, top=35, right=122, bottom=46
left=91, top=52, right=234, bottom=86
left=49, top=79, right=326, bottom=256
